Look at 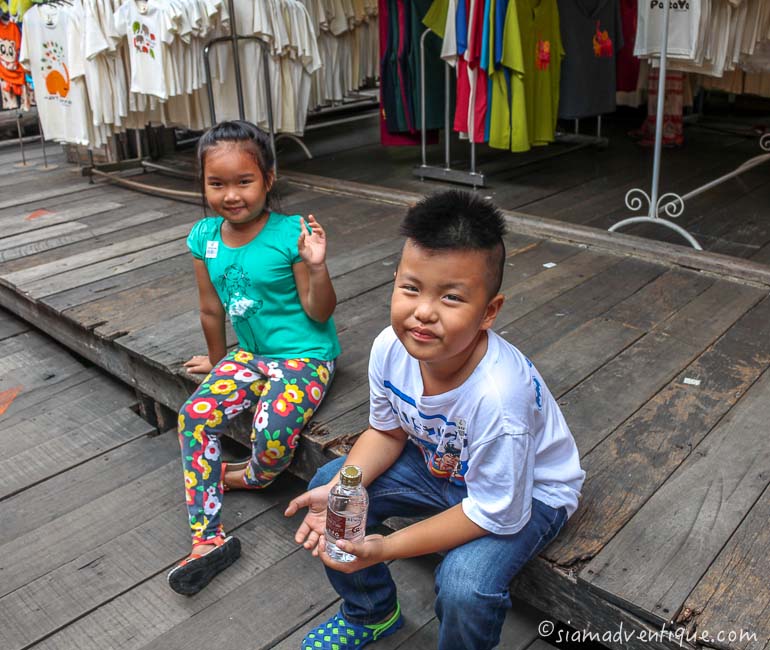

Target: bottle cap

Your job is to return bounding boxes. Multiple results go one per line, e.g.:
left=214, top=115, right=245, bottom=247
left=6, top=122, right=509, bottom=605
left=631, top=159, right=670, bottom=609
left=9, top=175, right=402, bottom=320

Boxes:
left=339, top=465, right=362, bottom=487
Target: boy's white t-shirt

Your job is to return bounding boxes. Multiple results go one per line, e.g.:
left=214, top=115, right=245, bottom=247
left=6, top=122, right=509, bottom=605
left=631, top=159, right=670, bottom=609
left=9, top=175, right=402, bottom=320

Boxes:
left=369, top=327, right=585, bottom=535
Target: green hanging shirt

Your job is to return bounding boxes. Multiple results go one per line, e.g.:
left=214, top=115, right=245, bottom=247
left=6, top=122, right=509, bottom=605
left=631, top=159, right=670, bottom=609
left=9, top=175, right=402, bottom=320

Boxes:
left=187, top=213, right=341, bottom=361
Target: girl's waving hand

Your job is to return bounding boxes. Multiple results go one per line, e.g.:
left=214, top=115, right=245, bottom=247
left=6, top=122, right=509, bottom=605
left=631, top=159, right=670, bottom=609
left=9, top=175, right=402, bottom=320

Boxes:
left=297, top=214, right=328, bottom=268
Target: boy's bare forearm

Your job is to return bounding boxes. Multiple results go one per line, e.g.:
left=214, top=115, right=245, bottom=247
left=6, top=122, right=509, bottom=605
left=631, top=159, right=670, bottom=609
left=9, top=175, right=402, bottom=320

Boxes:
left=324, top=427, right=408, bottom=488
left=200, top=311, right=227, bottom=364
left=304, top=262, right=337, bottom=322
left=382, top=504, right=487, bottom=559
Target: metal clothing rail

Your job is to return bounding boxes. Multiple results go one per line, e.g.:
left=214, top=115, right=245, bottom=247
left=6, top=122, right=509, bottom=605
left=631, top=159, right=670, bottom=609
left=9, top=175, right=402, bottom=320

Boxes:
left=414, top=29, right=485, bottom=188
left=413, top=29, right=608, bottom=190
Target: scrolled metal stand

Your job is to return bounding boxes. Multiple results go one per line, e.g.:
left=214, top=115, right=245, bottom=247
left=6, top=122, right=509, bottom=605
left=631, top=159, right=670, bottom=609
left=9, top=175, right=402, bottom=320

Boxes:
left=610, top=2, right=770, bottom=250
left=608, top=0, right=701, bottom=249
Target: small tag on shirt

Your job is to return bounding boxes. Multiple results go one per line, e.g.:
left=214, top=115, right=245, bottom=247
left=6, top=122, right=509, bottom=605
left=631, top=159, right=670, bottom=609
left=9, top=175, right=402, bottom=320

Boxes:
left=205, top=241, right=219, bottom=258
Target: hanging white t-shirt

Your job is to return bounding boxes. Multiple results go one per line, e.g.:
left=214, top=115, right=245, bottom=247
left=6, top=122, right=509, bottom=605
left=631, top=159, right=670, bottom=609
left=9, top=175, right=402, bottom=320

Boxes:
left=19, top=5, right=93, bottom=145
left=114, top=1, right=177, bottom=99
left=368, top=327, right=585, bottom=534
left=635, top=0, right=702, bottom=60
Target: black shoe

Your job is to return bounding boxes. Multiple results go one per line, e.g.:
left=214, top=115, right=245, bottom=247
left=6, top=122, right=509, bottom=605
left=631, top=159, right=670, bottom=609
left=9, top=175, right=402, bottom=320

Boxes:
left=167, top=536, right=241, bottom=596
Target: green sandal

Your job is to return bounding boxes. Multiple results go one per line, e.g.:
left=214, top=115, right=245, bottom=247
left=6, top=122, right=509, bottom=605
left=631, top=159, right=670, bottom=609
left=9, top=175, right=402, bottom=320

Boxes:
left=301, top=602, right=403, bottom=650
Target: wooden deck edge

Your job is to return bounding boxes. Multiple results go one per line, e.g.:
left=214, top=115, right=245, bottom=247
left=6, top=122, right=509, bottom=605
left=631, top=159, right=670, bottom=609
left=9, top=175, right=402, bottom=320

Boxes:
left=280, top=170, right=770, bottom=289
left=0, top=283, right=193, bottom=412
left=0, top=281, right=348, bottom=481
left=512, top=557, right=697, bottom=650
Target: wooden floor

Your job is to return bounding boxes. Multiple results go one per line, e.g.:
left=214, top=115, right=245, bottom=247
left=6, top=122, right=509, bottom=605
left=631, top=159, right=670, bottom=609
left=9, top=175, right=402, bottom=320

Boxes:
left=0, top=141, right=769, bottom=650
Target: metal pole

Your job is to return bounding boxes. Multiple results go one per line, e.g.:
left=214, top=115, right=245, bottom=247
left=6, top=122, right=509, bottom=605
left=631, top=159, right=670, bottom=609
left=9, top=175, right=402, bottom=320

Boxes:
left=203, top=42, right=216, bottom=124
left=574, top=119, right=579, bottom=135
left=597, top=115, right=602, bottom=140
left=262, top=43, right=277, bottom=175
left=16, top=113, right=27, bottom=166
left=38, top=117, right=49, bottom=168
left=420, top=29, right=429, bottom=168
left=444, top=62, right=451, bottom=169
left=228, top=0, right=246, bottom=120
left=649, top=0, right=671, bottom=219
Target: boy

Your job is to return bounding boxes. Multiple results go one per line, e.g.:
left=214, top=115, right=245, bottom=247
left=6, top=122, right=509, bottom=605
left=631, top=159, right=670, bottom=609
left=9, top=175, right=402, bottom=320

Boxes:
left=285, top=191, right=585, bottom=650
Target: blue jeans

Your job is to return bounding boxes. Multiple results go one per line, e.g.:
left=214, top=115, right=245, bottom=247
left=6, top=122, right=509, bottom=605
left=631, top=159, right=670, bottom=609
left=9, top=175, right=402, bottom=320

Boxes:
left=309, top=442, right=568, bottom=650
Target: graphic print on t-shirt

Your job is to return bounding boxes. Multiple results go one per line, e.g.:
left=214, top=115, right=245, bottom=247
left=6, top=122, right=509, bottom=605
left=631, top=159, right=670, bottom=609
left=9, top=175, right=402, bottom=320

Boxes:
left=384, top=380, right=469, bottom=484
left=131, top=22, right=157, bottom=59
left=217, top=264, right=263, bottom=321
left=650, top=0, right=689, bottom=9
left=536, top=38, right=551, bottom=70
left=41, top=40, right=69, bottom=99
left=593, top=21, right=614, bottom=57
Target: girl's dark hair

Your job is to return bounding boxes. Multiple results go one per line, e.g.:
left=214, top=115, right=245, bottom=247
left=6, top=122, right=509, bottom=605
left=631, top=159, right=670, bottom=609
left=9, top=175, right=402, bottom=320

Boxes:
left=196, top=120, right=278, bottom=214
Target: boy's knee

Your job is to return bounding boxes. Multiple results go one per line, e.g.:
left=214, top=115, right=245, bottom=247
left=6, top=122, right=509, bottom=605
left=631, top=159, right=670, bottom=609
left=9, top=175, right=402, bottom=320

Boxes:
left=308, top=456, right=346, bottom=489
left=434, top=557, right=510, bottom=615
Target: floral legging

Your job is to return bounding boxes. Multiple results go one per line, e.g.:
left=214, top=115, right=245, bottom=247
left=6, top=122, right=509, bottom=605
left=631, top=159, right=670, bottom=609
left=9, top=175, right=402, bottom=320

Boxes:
left=177, top=348, right=335, bottom=544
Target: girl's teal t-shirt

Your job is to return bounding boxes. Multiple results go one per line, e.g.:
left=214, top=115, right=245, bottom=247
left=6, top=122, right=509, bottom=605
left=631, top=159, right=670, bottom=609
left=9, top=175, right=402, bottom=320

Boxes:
left=187, top=213, right=341, bottom=360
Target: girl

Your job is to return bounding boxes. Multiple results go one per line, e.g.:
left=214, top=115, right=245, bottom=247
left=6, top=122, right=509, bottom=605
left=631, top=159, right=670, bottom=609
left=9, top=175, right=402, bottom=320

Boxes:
left=168, top=121, right=340, bottom=596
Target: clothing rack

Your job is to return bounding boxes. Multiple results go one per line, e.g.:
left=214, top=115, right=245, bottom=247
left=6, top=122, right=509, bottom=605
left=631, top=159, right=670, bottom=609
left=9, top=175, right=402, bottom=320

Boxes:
left=413, top=26, right=608, bottom=190
left=85, top=0, right=377, bottom=194
left=608, top=2, right=770, bottom=250
left=202, top=0, right=280, bottom=170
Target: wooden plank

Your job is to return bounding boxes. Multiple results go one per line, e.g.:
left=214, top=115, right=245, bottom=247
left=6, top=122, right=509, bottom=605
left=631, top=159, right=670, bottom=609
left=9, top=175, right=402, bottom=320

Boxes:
left=67, top=264, right=197, bottom=339
left=0, top=198, right=186, bottom=274
left=4, top=371, right=139, bottom=459
left=0, top=178, right=95, bottom=210
left=0, top=309, right=29, bottom=340
left=0, top=332, right=85, bottom=394
left=137, top=546, right=337, bottom=650
left=22, top=237, right=191, bottom=299
left=0, top=407, right=154, bottom=500
left=579, top=367, right=770, bottom=625
left=114, top=308, right=210, bottom=370
left=0, top=476, right=301, bottom=650
left=546, top=295, right=770, bottom=566
left=47, top=253, right=190, bottom=313
left=272, top=556, right=440, bottom=650
left=396, top=620, right=439, bottom=648
left=0, top=432, right=176, bottom=544
left=558, top=281, right=764, bottom=455
left=531, top=318, right=645, bottom=398
left=602, top=269, right=714, bottom=331
left=0, top=207, right=186, bottom=265
left=2, top=222, right=191, bottom=290
left=28, top=503, right=310, bottom=650
left=677, top=482, right=770, bottom=650
left=494, top=250, right=620, bottom=328
left=499, top=257, right=663, bottom=355
left=0, top=198, right=122, bottom=239
left=0, top=455, right=185, bottom=598
left=0, top=282, right=196, bottom=412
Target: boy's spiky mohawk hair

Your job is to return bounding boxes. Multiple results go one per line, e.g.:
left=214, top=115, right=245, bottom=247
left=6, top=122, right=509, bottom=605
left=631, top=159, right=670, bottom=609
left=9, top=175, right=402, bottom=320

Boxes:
left=399, top=190, right=507, bottom=296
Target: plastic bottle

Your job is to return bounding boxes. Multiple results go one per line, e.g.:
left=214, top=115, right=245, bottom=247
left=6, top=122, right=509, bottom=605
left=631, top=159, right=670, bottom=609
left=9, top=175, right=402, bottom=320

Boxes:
left=325, top=465, right=369, bottom=562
